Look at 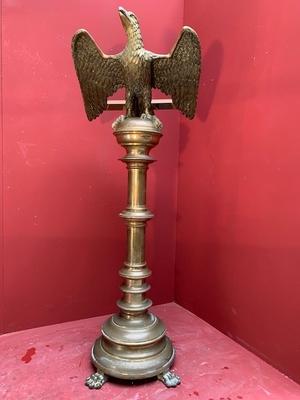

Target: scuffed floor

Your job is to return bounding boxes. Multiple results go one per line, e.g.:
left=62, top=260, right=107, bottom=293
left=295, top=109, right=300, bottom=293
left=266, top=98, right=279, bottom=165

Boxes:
left=0, top=302, right=299, bottom=399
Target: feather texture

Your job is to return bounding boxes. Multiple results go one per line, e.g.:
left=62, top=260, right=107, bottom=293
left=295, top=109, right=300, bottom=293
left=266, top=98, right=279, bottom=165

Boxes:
left=72, top=30, right=124, bottom=121
left=152, top=27, right=201, bottom=119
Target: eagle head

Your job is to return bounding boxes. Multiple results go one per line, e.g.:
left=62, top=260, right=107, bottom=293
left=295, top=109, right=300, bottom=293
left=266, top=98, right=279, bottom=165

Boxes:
left=118, top=6, right=140, bottom=35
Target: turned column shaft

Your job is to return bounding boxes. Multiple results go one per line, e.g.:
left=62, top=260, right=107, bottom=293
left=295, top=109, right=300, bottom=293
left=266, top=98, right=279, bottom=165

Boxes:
left=118, top=159, right=153, bottom=315
left=126, top=164, right=147, bottom=266
left=114, top=127, right=161, bottom=318
left=127, top=165, right=146, bottom=210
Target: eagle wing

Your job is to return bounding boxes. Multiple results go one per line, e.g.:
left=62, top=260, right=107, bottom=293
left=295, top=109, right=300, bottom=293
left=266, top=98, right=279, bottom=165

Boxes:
left=72, top=30, right=124, bottom=121
left=152, top=27, right=201, bottom=119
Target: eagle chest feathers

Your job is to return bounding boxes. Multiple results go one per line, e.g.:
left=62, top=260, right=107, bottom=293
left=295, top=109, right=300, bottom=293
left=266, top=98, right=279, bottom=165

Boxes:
left=121, top=50, right=151, bottom=93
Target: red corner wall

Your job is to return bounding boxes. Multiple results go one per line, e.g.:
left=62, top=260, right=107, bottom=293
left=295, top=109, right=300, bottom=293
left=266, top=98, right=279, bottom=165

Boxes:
left=1, top=0, right=300, bottom=387
left=0, top=0, right=183, bottom=333
left=175, top=0, right=300, bottom=384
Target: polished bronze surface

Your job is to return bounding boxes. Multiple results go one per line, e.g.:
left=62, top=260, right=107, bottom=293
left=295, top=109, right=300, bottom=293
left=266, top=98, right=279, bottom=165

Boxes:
left=72, top=7, right=201, bottom=122
left=71, top=6, right=201, bottom=390
left=86, top=118, right=179, bottom=389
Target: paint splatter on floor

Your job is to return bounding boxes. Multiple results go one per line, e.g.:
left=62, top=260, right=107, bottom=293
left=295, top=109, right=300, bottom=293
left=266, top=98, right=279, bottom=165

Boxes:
left=21, top=347, right=36, bottom=364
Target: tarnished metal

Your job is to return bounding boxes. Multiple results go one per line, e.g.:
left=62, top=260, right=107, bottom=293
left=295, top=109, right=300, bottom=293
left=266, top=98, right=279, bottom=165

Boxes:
left=72, top=6, right=201, bottom=390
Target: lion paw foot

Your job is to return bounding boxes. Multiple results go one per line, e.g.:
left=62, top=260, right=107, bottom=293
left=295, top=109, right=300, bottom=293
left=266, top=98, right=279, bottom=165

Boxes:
left=158, top=370, right=181, bottom=388
left=85, top=372, right=107, bottom=389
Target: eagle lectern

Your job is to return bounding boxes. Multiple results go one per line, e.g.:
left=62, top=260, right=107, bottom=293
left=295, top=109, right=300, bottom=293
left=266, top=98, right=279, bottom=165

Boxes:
left=71, top=6, right=201, bottom=389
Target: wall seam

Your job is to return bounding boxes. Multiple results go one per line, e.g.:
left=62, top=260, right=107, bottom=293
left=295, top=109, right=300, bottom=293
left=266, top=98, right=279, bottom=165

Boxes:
left=173, top=0, right=186, bottom=304
left=172, top=1, right=185, bottom=303
left=0, top=0, right=5, bottom=334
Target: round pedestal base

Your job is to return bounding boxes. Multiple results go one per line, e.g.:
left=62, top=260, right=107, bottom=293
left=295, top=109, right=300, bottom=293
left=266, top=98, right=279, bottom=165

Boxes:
left=92, top=335, right=175, bottom=380
left=90, top=312, right=175, bottom=380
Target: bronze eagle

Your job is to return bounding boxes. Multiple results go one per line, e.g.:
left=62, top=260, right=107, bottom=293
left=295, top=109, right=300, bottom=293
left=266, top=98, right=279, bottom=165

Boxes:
left=72, top=6, right=201, bottom=121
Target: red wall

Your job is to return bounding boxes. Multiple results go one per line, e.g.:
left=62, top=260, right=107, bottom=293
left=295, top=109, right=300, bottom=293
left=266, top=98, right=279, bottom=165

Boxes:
left=175, top=0, right=300, bottom=383
left=2, top=0, right=300, bottom=385
left=0, top=0, right=183, bottom=333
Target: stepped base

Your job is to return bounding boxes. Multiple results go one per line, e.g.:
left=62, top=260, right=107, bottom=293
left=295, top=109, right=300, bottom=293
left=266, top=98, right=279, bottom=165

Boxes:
left=90, top=312, right=175, bottom=380
left=91, top=335, right=175, bottom=380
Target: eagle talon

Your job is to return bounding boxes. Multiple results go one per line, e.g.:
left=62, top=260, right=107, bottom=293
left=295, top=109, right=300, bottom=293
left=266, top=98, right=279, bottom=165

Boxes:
left=140, top=114, right=163, bottom=130
left=112, top=114, right=126, bottom=130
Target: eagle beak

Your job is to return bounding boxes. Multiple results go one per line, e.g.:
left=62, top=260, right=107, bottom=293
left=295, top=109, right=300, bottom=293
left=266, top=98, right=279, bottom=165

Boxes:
left=118, top=6, right=130, bottom=26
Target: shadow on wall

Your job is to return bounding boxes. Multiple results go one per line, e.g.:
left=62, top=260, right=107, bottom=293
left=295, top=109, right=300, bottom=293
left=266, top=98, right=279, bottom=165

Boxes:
left=198, top=40, right=224, bottom=122
left=180, top=40, right=224, bottom=154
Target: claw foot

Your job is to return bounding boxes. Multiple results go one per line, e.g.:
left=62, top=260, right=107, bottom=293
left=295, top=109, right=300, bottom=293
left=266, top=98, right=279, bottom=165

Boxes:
left=85, top=372, right=107, bottom=389
left=158, top=370, right=181, bottom=388
left=112, top=114, right=126, bottom=130
left=140, top=114, right=163, bottom=130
